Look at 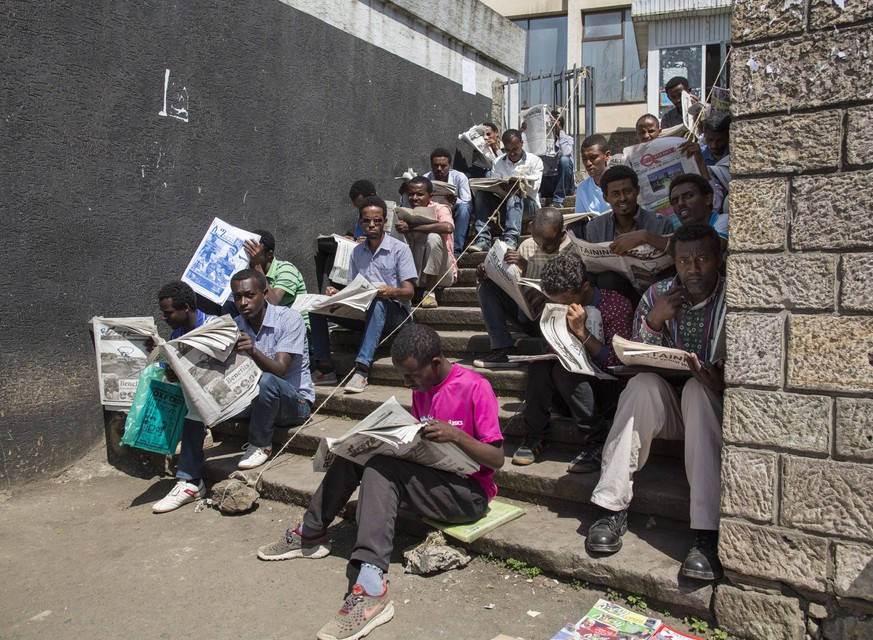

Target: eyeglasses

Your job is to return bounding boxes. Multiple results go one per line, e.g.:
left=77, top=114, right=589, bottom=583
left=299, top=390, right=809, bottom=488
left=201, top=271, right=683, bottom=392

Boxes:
left=360, top=218, right=384, bottom=226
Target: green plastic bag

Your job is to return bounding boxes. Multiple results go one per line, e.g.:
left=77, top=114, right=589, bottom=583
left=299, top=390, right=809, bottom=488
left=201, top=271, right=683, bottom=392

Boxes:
left=121, top=363, right=187, bottom=454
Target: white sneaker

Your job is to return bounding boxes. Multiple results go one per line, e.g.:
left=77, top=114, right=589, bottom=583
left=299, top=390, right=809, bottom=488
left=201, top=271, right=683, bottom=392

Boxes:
left=152, top=479, right=206, bottom=513
left=238, top=444, right=272, bottom=469
left=344, top=372, right=368, bottom=394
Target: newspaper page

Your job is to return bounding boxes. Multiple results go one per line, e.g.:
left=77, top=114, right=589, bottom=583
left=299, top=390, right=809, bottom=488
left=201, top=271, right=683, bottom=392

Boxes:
left=394, top=206, right=438, bottom=226
left=538, top=304, right=616, bottom=380
left=611, top=335, right=691, bottom=372
left=651, top=625, right=703, bottom=640
left=569, top=236, right=674, bottom=293
left=550, top=599, right=662, bottom=640
left=681, top=92, right=706, bottom=135
left=468, top=176, right=536, bottom=200
left=182, top=217, right=260, bottom=305
left=708, top=86, right=730, bottom=119
left=483, top=241, right=546, bottom=320
left=458, top=124, right=497, bottom=169
left=90, top=316, right=158, bottom=410
left=150, top=315, right=262, bottom=427
left=312, top=396, right=480, bottom=476
left=431, top=180, right=457, bottom=199
left=623, top=137, right=700, bottom=217
left=522, top=104, right=554, bottom=155
left=563, top=211, right=599, bottom=228
left=324, top=234, right=358, bottom=285
left=292, top=274, right=377, bottom=321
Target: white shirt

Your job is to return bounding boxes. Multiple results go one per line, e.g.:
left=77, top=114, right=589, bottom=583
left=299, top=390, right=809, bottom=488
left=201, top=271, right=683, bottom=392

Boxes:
left=493, top=151, right=544, bottom=206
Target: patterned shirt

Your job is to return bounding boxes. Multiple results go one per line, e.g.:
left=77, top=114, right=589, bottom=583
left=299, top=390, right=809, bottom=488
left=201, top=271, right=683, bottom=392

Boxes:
left=266, top=258, right=309, bottom=328
left=519, top=232, right=575, bottom=279
left=592, top=288, right=634, bottom=368
left=634, top=275, right=726, bottom=362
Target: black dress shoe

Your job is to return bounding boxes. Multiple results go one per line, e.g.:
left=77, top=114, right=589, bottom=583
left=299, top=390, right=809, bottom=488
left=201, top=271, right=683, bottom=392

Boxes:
left=585, top=509, right=628, bottom=554
left=681, top=530, right=724, bottom=580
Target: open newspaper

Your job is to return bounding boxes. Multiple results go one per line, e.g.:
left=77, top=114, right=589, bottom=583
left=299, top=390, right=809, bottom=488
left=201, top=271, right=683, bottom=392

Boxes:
left=623, top=137, right=700, bottom=217
left=563, top=211, right=599, bottom=228
left=612, top=335, right=692, bottom=372
left=549, top=598, right=705, bottom=640
left=483, top=240, right=546, bottom=320
left=394, top=206, right=438, bottom=226
left=536, top=304, right=616, bottom=380
left=182, top=217, right=260, bottom=304
left=90, top=316, right=158, bottom=410
left=522, top=103, right=554, bottom=155
left=431, top=180, right=457, bottom=199
left=469, top=176, right=536, bottom=200
left=458, top=124, right=498, bottom=170
left=681, top=92, right=706, bottom=135
left=312, top=396, right=479, bottom=476
left=569, top=236, right=674, bottom=293
left=324, top=234, right=358, bottom=285
left=292, top=273, right=378, bottom=321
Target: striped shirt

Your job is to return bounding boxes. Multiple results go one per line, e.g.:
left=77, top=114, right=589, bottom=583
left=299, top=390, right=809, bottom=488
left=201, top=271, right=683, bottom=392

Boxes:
left=266, top=258, right=309, bottom=328
left=519, top=232, right=575, bottom=279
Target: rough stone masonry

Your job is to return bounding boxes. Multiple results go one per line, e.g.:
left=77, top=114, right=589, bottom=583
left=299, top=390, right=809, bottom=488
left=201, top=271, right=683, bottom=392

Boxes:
left=720, top=1, right=873, bottom=639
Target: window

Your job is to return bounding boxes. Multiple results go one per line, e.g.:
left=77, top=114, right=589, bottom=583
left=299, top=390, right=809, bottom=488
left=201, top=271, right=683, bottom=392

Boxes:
left=512, top=16, right=568, bottom=108
left=581, top=9, right=645, bottom=104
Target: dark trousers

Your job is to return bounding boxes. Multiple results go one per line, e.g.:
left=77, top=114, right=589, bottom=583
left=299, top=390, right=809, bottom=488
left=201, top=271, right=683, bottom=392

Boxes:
left=303, top=455, right=488, bottom=572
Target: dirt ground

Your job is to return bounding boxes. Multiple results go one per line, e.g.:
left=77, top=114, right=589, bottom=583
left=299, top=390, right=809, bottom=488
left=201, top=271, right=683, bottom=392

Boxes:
left=0, top=447, right=703, bottom=640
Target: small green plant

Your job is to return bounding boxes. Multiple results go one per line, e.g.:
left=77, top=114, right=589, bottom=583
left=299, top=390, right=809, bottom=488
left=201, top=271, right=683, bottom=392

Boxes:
left=709, top=628, right=728, bottom=640
left=663, top=610, right=671, bottom=618
left=568, top=579, right=590, bottom=591
left=606, top=587, right=623, bottom=601
left=625, top=594, right=648, bottom=611
left=683, top=616, right=710, bottom=634
left=505, top=557, right=541, bottom=579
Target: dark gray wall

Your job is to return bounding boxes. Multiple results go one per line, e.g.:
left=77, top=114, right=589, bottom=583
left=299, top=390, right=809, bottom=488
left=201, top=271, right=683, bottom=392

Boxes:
left=0, top=0, right=492, bottom=486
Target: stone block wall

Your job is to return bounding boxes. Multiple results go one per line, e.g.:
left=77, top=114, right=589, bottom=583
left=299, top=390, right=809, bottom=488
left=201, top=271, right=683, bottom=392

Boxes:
left=719, top=2, right=873, bottom=637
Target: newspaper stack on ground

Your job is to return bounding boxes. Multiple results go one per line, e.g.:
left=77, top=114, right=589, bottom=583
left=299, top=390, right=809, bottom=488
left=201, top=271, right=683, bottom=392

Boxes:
left=149, top=315, right=261, bottom=427
left=292, top=274, right=378, bottom=321
left=536, top=304, right=616, bottom=380
left=550, top=599, right=664, bottom=639
left=570, top=236, right=674, bottom=293
left=394, top=206, right=438, bottom=225
left=90, top=316, right=158, bottom=410
left=483, top=240, right=546, bottom=320
left=182, top=217, right=260, bottom=304
left=522, top=103, right=554, bottom=155
left=312, top=396, right=480, bottom=475
left=458, top=124, right=498, bottom=169
left=623, top=137, right=700, bottom=217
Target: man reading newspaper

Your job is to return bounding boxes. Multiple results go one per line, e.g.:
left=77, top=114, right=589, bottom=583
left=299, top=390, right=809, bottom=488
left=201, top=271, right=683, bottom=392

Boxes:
left=424, top=147, right=473, bottom=258
left=512, top=253, right=632, bottom=473
left=257, top=325, right=504, bottom=640
left=585, top=223, right=726, bottom=582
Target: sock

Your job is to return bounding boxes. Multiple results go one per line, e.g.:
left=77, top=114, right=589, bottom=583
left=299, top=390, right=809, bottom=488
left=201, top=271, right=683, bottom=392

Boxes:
left=356, top=562, right=385, bottom=595
left=299, top=523, right=324, bottom=539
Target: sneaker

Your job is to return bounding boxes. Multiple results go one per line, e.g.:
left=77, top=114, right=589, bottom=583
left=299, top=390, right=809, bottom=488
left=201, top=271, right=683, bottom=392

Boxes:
left=472, top=348, right=519, bottom=369
left=585, top=509, right=628, bottom=554
left=420, top=293, right=438, bottom=309
left=567, top=446, right=603, bottom=474
left=152, top=479, right=205, bottom=513
left=316, top=584, right=394, bottom=640
left=511, top=439, right=544, bottom=465
left=344, top=371, right=368, bottom=394
left=681, top=530, right=724, bottom=580
left=257, top=525, right=331, bottom=561
left=313, top=369, right=338, bottom=386
left=467, top=241, right=489, bottom=253
left=501, top=237, right=518, bottom=251
left=238, top=443, right=271, bottom=469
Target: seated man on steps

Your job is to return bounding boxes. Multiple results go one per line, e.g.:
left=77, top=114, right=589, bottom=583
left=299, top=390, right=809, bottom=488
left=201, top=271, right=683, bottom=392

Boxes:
left=395, top=175, right=457, bottom=309
left=256, top=324, right=504, bottom=640
left=424, top=147, right=472, bottom=258
left=473, top=207, right=576, bottom=369
left=585, top=223, right=726, bottom=582
left=512, top=253, right=632, bottom=473
left=310, top=196, right=416, bottom=394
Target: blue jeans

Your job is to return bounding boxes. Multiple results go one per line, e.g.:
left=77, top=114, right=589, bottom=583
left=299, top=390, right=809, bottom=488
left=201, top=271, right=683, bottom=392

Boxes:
left=452, top=200, right=472, bottom=257
left=477, top=278, right=540, bottom=350
left=472, top=191, right=536, bottom=248
left=177, top=419, right=208, bottom=481
left=311, top=298, right=412, bottom=369
left=552, top=155, right=575, bottom=205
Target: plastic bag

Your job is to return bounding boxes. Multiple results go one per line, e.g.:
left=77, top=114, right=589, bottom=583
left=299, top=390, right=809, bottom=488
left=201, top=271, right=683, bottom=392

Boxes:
left=120, top=364, right=187, bottom=454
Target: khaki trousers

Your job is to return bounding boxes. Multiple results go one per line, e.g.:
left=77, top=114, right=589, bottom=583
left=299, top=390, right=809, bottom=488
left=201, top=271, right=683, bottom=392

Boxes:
left=590, top=373, right=724, bottom=530
left=409, top=232, right=453, bottom=285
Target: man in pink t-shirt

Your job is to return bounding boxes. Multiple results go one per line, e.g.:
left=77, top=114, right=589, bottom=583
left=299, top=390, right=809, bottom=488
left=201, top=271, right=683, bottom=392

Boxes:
left=256, top=324, right=504, bottom=639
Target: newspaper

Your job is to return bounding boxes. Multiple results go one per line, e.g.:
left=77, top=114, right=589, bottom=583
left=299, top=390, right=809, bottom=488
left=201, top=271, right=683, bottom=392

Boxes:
left=458, top=124, right=498, bottom=170
left=469, top=176, right=535, bottom=199
left=323, top=234, right=358, bottom=285
left=292, top=273, right=378, bottom=321
left=90, top=316, right=158, bottom=410
left=483, top=241, right=546, bottom=320
left=431, top=180, right=457, bottom=199
left=312, top=396, right=480, bottom=476
left=708, top=86, right=730, bottom=119
left=522, top=104, right=554, bottom=155
left=394, top=206, right=438, bottom=226
left=612, top=335, right=691, bottom=371
left=623, top=137, right=700, bottom=217
left=569, top=236, right=674, bottom=293
left=681, top=92, right=706, bottom=134
left=182, top=217, right=260, bottom=304
left=550, top=599, right=663, bottom=640
left=563, top=211, right=599, bottom=228
left=538, top=304, right=616, bottom=380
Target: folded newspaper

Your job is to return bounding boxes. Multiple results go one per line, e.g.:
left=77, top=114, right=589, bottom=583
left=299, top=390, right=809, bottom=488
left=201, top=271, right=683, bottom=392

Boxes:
left=90, top=316, right=158, bottom=411
left=563, top=211, right=599, bottom=227
left=550, top=598, right=701, bottom=640
left=537, top=304, right=616, bottom=380
left=321, top=234, right=358, bottom=285
left=182, top=217, right=260, bottom=304
left=458, top=124, right=498, bottom=170
left=623, top=137, right=700, bottom=217
left=483, top=240, right=546, bottom=321
left=312, top=396, right=480, bottom=476
left=468, top=176, right=536, bottom=199
left=612, top=335, right=691, bottom=371
left=431, top=180, right=457, bottom=199
left=394, top=206, right=438, bottom=226
left=292, top=274, right=378, bottom=321
left=522, top=103, right=554, bottom=156
left=569, top=236, right=673, bottom=293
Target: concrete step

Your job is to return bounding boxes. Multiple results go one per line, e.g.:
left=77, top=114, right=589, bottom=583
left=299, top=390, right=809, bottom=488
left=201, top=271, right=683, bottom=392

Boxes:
left=412, top=306, right=485, bottom=331
left=437, top=286, right=478, bottom=306
left=457, top=251, right=486, bottom=268
left=456, top=268, right=478, bottom=286
left=200, top=441, right=711, bottom=618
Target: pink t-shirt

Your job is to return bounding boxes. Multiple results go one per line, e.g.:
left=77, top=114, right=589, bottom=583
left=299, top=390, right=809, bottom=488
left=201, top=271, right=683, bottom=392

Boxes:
left=411, top=364, right=503, bottom=501
left=429, top=202, right=458, bottom=280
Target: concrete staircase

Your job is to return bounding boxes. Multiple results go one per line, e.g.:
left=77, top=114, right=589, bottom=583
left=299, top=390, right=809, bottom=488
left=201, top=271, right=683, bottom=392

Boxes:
left=205, top=210, right=715, bottom=617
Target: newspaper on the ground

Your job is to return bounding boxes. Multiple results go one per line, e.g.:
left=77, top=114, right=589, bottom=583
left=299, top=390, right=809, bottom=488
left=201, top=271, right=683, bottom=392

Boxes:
left=623, top=137, right=700, bottom=217
left=90, top=316, right=158, bottom=410
left=538, top=304, right=616, bottom=380
left=652, top=625, right=704, bottom=640
left=550, top=598, right=663, bottom=640
left=312, top=396, right=480, bottom=476
left=182, top=217, right=260, bottom=304
left=522, top=104, right=554, bottom=155
left=149, top=315, right=262, bottom=427
left=292, top=273, right=378, bottom=321
left=323, top=234, right=358, bottom=285
left=394, top=206, right=438, bottom=226
left=569, top=236, right=674, bottom=293
left=458, top=124, right=498, bottom=169
left=483, top=241, right=546, bottom=320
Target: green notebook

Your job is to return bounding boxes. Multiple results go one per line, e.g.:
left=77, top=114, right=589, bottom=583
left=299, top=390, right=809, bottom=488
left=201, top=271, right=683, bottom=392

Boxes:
left=423, top=500, right=525, bottom=542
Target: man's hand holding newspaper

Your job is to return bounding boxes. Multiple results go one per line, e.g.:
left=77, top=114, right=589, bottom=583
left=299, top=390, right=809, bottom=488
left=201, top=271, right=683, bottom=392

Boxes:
left=291, top=274, right=378, bottom=321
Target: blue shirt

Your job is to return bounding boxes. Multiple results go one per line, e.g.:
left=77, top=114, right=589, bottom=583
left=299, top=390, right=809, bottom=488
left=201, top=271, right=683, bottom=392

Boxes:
left=424, top=169, right=472, bottom=203
left=350, top=234, right=418, bottom=313
left=574, top=176, right=610, bottom=214
left=234, top=304, right=314, bottom=403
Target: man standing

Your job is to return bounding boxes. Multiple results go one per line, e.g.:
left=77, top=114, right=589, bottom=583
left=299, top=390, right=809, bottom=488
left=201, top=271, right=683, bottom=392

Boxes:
left=661, top=76, right=695, bottom=129
left=395, top=176, right=456, bottom=309
left=257, top=325, right=504, bottom=640
left=424, top=148, right=473, bottom=258
left=548, top=111, right=575, bottom=207
left=585, top=224, right=726, bottom=582
left=469, top=129, right=543, bottom=252
left=310, top=196, right=417, bottom=394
